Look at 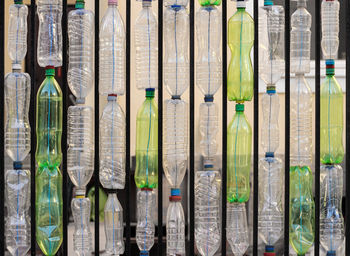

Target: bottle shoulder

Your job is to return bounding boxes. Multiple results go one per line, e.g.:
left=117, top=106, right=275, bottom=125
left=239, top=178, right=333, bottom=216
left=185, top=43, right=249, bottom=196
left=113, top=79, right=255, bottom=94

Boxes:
left=37, top=77, right=62, bottom=97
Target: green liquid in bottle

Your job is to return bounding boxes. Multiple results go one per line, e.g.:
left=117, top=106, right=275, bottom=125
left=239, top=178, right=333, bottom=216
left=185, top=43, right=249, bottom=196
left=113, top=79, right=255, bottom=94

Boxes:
left=289, top=166, right=315, bottom=256
left=227, top=7, right=254, bottom=102
left=198, top=0, right=221, bottom=6
left=227, top=104, right=251, bottom=203
left=135, top=91, right=158, bottom=189
left=35, top=69, right=63, bottom=256
left=320, top=74, right=344, bottom=164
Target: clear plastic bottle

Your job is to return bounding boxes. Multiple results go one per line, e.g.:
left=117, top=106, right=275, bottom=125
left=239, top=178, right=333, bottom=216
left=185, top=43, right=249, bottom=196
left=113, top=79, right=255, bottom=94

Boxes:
left=290, top=75, right=313, bottom=166
left=99, top=0, right=126, bottom=96
left=260, top=92, right=279, bottom=154
left=135, top=0, right=158, bottom=89
left=5, top=169, right=31, bottom=256
left=321, top=0, right=339, bottom=60
left=227, top=203, right=249, bottom=256
left=196, top=6, right=222, bottom=97
left=166, top=200, right=185, bottom=256
left=259, top=4, right=285, bottom=86
left=195, top=169, right=221, bottom=256
left=163, top=6, right=189, bottom=97
left=320, top=165, right=344, bottom=253
left=100, top=97, right=126, bottom=190
left=8, top=4, right=28, bottom=64
left=104, top=193, right=124, bottom=255
left=290, top=0, right=312, bottom=74
left=163, top=99, right=188, bottom=188
left=37, top=0, right=63, bottom=67
left=68, top=8, right=94, bottom=101
left=72, top=197, right=92, bottom=256
left=67, top=105, right=94, bottom=192
left=136, top=189, right=156, bottom=253
left=164, top=0, right=188, bottom=6
left=258, top=157, right=284, bottom=247
left=5, top=70, right=31, bottom=162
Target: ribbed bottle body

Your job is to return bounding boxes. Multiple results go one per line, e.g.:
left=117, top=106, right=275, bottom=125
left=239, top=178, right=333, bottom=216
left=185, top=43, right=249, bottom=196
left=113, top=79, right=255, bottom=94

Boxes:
left=166, top=202, right=185, bottom=256
left=321, top=0, right=339, bottom=60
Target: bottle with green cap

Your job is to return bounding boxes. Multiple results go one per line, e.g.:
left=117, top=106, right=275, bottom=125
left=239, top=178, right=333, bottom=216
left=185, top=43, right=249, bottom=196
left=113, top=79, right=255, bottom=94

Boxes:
left=135, top=89, right=158, bottom=189
left=227, top=104, right=252, bottom=203
left=227, top=0, right=254, bottom=102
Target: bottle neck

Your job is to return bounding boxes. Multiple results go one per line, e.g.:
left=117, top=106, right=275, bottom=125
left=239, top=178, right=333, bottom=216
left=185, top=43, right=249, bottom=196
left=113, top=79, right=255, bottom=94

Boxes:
left=297, top=0, right=307, bottom=8
left=142, top=0, right=152, bottom=8
left=45, top=66, right=55, bottom=77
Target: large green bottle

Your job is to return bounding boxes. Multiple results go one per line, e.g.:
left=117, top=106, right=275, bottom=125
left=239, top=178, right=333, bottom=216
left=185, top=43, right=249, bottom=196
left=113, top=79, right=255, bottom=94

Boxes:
left=320, top=68, right=344, bottom=164
left=135, top=89, right=158, bottom=189
left=227, top=6, right=254, bottom=102
left=35, top=68, right=63, bottom=256
left=289, top=166, right=315, bottom=256
left=227, top=104, right=251, bottom=203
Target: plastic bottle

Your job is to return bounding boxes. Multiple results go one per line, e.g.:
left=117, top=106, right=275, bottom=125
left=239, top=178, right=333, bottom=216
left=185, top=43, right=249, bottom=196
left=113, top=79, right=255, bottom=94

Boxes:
left=5, top=70, right=31, bottom=163
left=227, top=104, right=251, bottom=203
left=100, top=97, right=126, bottom=190
left=166, top=200, right=185, bottom=256
left=67, top=105, right=94, bottom=192
left=195, top=169, right=221, bottom=256
left=260, top=92, right=279, bottom=154
left=227, top=203, right=249, bottom=256
left=5, top=169, right=31, bottom=256
left=72, top=197, right=92, bottom=256
left=320, top=165, right=344, bottom=253
left=289, top=166, right=315, bottom=256
left=164, top=0, right=188, bottom=6
left=135, top=90, right=158, bottom=189
left=321, top=0, right=339, bottom=60
left=258, top=4, right=285, bottom=86
left=99, top=0, right=126, bottom=96
left=196, top=6, right=222, bottom=97
left=258, top=157, right=284, bottom=247
left=8, top=3, right=28, bottom=64
left=198, top=0, right=221, bottom=7
left=163, top=99, right=188, bottom=188
left=104, top=193, right=124, bottom=255
left=37, top=0, right=63, bottom=67
left=227, top=2, right=254, bottom=102
left=135, top=0, right=158, bottom=90
left=136, top=189, right=156, bottom=254
left=67, top=8, right=94, bottom=101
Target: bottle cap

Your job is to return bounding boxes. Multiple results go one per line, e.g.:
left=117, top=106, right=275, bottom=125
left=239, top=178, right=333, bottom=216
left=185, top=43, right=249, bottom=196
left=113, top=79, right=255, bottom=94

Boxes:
left=204, top=95, right=214, bottom=102
left=75, top=97, right=85, bottom=104
left=13, top=161, right=23, bottom=170
left=12, top=63, right=22, bottom=71
left=171, top=188, right=181, bottom=196
left=108, top=0, right=118, bottom=4
left=172, top=95, right=181, bottom=100
left=235, top=0, right=246, bottom=8
left=140, top=251, right=149, bottom=256
left=45, top=66, right=55, bottom=76
left=326, top=59, right=335, bottom=76
left=235, top=103, right=244, bottom=112
left=326, top=251, right=336, bottom=256
left=204, top=164, right=214, bottom=169
left=75, top=0, right=85, bottom=9
left=265, top=245, right=274, bottom=252
left=141, top=187, right=153, bottom=191
left=267, top=85, right=276, bottom=94
left=265, top=152, right=274, bottom=158
left=264, top=0, right=273, bottom=5
left=108, top=94, right=118, bottom=101
left=146, top=88, right=155, bottom=98
left=14, top=0, right=23, bottom=4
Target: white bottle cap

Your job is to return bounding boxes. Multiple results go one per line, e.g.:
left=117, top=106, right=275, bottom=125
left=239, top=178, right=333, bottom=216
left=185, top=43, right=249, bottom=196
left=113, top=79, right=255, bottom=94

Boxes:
left=12, top=63, right=22, bottom=71
left=235, top=0, right=247, bottom=8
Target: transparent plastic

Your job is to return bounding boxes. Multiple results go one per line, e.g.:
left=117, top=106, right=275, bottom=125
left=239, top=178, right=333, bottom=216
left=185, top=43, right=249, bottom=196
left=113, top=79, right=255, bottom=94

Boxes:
left=5, top=71, right=31, bottom=162
left=99, top=3, right=126, bottom=96
left=163, top=99, right=188, bottom=188
left=68, top=9, right=94, bottom=100
left=195, top=170, right=221, bottom=256
left=164, top=0, right=188, bottom=6
left=37, top=0, right=63, bottom=67
left=166, top=201, right=185, bottom=256
left=100, top=99, right=126, bottom=190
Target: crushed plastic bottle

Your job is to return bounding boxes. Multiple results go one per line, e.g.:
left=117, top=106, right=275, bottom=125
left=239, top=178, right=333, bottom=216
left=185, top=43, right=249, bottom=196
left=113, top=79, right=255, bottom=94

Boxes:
left=166, top=200, right=185, bottom=256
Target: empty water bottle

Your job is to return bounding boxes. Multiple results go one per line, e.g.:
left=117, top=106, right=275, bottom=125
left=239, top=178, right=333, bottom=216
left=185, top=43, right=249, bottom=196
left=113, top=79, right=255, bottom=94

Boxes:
left=258, top=157, right=284, bottom=247
left=196, top=6, right=222, bottom=97
left=163, top=5, right=189, bottom=97
left=68, top=8, right=94, bottom=100
left=227, top=203, right=249, bottom=256
left=259, top=4, right=284, bottom=86
left=5, top=70, right=31, bottom=162
left=100, top=98, right=126, bottom=190
left=164, top=0, right=188, bottom=6
left=71, top=197, right=92, bottom=256
left=8, top=3, right=28, bottom=64
left=67, top=105, right=94, bottom=192
left=5, top=169, right=31, bottom=256
left=321, top=0, right=339, bottom=60
left=104, top=193, right=124, bottom=255
left=163, top=99, right=188, bottom=188
left=320, top=165, right=344, bottom=253
left=167, top=200, right=185, bottom=256
left=135, top=0, right=158, bottom=89
left=37, top=0, right=63, bottom=67
left=136, top=189, right=156, bottom=253
left=195, top=169, right=221, bottom=256
left=99, top=0, right=126, bottom=96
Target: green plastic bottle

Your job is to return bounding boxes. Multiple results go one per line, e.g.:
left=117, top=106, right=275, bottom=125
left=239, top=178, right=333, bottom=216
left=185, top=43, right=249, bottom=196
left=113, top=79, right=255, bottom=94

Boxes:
left=227, top=104, right=251, bottom=203
left=198, top=0, right=221, bottom=6
left=320, top=68, right=344, bottom=164
left=35, top=68, right=63, bottom=256
left=227, top=6, right=254, bottom=102
left=289, top=166, right=315, bottom=256
left=135, top=89, right=158, bottom=189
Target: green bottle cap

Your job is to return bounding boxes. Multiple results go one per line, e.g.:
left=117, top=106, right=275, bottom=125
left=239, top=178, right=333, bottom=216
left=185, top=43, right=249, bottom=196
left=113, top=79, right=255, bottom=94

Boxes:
left=146, top=88, right=155, bottom=98
left=14, top=0, right=23, bottom=4
left=235, top=103, right=244, bottom=112
left=45, top=67, right=55, bottom=76
left=75, top=0, right=85, bottom=9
